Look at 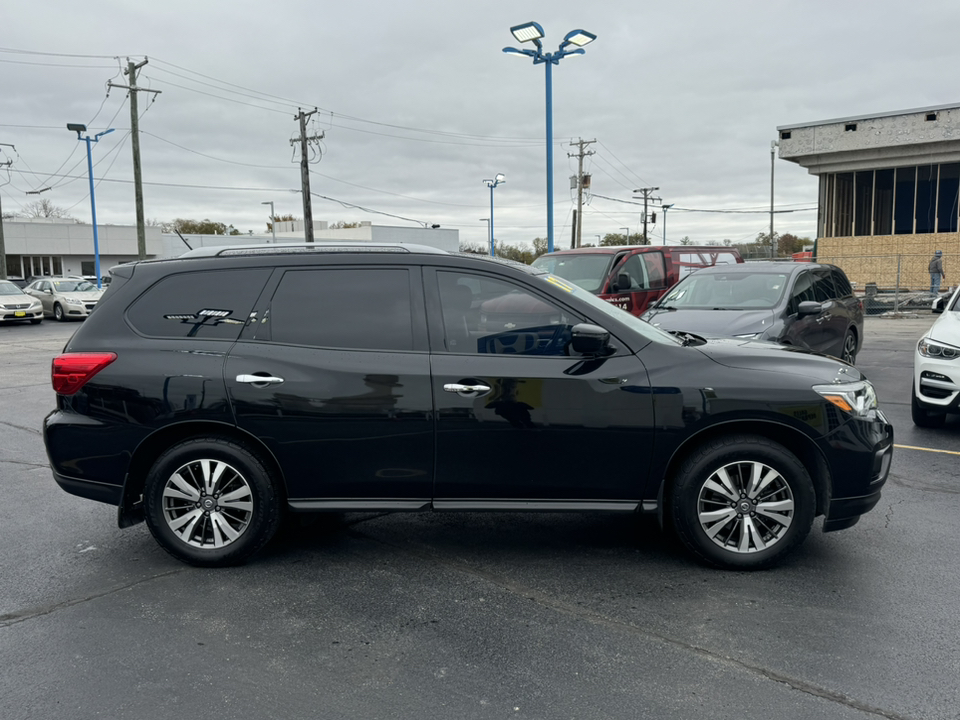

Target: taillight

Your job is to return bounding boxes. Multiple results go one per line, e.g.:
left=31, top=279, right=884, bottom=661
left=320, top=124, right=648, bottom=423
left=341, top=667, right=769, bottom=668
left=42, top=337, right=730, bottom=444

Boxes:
left=51, top=353, right=117, bottom=395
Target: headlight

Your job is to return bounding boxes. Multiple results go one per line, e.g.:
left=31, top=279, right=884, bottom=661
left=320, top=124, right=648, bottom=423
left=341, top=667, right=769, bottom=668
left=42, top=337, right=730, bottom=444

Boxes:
left=813, top=380, right=879, bottom=419
left=918, top=337, right=960, bottom=360
left=62, top=297, right=83, bottom=305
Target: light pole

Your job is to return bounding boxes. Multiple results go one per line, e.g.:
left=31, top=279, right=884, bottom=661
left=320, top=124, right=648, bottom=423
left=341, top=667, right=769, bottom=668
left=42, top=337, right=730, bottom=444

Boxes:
left=67, top=123, right=114, bottom=289
left=483, top=174, right=505, bottom=257
left=620, top=227, right=630, bottom=245
left=262, top=201, right=276, bottom=242
left=504, top=22, right=596, bottom=254
left=661, top=204, right=674, bottom=245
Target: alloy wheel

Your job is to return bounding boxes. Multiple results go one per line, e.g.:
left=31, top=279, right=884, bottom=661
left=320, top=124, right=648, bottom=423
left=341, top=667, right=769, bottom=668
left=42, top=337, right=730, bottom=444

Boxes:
left=697, top=460, right=794, bottom=553
left=160, top=458, right=254, bottom=549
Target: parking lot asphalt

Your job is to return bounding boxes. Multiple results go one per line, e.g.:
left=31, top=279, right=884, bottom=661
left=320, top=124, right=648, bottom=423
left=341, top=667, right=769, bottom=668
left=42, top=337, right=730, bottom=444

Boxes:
left=1, top=315, right=958, bottom=720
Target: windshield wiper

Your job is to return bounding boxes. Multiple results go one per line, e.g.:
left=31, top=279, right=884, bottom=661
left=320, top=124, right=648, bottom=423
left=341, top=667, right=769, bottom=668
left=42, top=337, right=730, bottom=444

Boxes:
left=668, top=330, right=707, bottom=347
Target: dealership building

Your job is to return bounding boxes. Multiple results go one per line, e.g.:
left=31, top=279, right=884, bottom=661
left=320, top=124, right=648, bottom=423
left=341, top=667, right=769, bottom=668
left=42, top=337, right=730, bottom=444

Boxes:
left=778, top=102, right=960, bottom=288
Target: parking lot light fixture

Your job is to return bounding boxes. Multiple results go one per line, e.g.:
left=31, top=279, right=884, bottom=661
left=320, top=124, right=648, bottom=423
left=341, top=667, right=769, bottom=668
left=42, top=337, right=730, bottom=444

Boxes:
left=504, top=22, right=597, bottom=254
left=483, top=174, right=505, bottom=257
left=68, top=124, right=115, bottom=289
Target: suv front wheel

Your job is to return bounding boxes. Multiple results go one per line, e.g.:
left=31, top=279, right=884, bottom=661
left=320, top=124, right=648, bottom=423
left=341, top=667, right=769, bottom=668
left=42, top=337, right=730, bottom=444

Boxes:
left=670, top=434, right=815, bottom=570
left=144, top=437, right=281, bottom=567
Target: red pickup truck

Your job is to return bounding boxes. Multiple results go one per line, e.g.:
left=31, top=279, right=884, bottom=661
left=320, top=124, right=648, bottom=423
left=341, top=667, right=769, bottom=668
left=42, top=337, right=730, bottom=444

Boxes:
left=531, top=245, right=743, bottom=316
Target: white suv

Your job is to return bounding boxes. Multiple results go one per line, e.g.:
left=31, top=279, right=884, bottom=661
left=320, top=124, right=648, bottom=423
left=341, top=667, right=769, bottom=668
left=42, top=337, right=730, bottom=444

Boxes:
left=913, top=287, right=960, bottom=427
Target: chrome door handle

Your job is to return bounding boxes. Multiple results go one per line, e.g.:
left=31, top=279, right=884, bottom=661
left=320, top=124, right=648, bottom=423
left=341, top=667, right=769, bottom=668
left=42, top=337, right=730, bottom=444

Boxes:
left=443, top=383, right=492, bottom=396
left=236, top=374, right=284, bottom=385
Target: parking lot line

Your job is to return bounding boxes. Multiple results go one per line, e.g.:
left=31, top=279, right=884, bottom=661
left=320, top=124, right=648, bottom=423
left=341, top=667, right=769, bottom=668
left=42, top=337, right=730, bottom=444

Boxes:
left=894, top=443, right=960, bottom=456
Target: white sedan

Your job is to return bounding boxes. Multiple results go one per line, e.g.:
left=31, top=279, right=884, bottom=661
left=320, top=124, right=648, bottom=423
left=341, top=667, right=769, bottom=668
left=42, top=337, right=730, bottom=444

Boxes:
left=913, top=287, right=960, bottom=427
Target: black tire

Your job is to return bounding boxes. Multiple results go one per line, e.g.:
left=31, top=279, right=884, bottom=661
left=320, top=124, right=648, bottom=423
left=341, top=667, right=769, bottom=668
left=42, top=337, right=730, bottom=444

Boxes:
left=911, top=384, right=946, bottom=428
left=144, top=436, right=281, bottom=567
left=53, top=303, right=65, bottom=322
left=840, top=329, right=858, bottom=365
left=670, top=434, right=815, bottom=570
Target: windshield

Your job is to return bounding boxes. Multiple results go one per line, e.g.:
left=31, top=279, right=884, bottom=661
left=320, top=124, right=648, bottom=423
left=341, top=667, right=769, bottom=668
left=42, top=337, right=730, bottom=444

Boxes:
left=531, top=254, right=612, bottom=293
left=658, top=270, right=788, bottom=310
left=541, top=274, right=682, bottom=347
left=0, top=281, right=24, bottom=295
left=52, top=280, right=96, bottom=293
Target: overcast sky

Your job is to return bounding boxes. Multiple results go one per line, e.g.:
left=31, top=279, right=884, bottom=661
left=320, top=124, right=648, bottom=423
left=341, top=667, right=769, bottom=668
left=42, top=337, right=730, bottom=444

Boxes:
left=2, top=0, right=959, bottom=251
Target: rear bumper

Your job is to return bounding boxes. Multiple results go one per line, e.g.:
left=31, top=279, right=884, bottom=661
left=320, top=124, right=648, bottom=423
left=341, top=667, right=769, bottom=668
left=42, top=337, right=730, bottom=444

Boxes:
left=52, top=470, right=123, bottom=506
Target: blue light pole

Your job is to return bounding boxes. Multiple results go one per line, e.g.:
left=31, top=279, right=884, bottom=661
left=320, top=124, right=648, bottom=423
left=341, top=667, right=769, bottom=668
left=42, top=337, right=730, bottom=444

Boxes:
left=484, top=173, right=505, bottom=256
left=67, top=123, right=114, bottom=289
left=504, top=22, right=596, bottom=254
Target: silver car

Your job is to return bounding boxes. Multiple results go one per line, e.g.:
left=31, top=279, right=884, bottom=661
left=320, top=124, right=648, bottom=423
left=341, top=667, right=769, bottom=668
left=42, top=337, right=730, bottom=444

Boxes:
left=0, top=280, right=44, bottom=324
left=24, top=277, right=104, bottom=321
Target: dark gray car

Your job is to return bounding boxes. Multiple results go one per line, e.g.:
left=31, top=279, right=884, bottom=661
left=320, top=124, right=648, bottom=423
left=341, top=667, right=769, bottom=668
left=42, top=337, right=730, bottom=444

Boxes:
left=640, top=262, right=863, bottom=364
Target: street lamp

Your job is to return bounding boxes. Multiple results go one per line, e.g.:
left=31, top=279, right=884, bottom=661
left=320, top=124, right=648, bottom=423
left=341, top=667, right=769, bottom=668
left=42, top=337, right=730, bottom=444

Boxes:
left=661, top=204, right=674, bottom=245
left=262, top=201, right=276, bottom=243
left=67, top=123, right=114, bottom=289
left=620, top=227, right=630, bottom=244
left=483, top=173, right=505, bottom=257
left=504, top=22, right=596, bottom=254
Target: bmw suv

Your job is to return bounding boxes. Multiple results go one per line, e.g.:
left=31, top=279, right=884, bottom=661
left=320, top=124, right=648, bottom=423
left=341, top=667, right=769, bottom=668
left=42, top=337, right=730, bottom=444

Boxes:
left=43, top=244, right=893, bottom=569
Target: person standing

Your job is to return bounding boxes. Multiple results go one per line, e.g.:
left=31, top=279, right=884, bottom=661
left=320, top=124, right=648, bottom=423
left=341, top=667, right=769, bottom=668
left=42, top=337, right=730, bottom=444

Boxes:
left=930, top=250, right=946, bottom=295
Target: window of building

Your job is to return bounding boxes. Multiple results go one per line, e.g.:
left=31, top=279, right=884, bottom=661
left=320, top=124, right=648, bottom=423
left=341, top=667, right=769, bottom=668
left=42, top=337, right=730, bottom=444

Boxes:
left=873, top=169, right=894, bottom=235
left=854, top=171, right=873, bottom=236
left=894, top=166, right=916, bottom=234
left=937, top=163, right=960, bottom=233
left=916, top=165, right=937, bottom=234
left=834, top=173, right=854, bottom=237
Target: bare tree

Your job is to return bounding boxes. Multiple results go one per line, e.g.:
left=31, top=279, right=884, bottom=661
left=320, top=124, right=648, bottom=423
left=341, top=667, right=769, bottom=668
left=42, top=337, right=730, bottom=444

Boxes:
left=22, top=199, right=74, bottom=219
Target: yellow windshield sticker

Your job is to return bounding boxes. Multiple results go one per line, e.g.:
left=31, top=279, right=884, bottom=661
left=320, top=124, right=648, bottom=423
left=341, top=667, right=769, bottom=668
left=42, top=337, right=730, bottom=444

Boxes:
left=546, top=275, right=575, bottom=293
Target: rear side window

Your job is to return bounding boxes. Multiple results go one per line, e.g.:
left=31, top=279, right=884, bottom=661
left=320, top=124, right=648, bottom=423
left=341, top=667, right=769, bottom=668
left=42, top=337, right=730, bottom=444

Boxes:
left=268, top=268, right=414, bottom=351
left=127, top=269, right=270, bottom=339
left=812, top=269, right=837, bottom=302
left=831, top=269, right=853, bottom=297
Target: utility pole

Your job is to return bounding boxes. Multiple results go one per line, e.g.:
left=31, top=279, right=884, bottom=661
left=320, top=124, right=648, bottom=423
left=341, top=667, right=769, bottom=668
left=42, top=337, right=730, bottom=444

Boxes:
left=568, top=138, right=595, bottom=248
left=292, top=109, right=323, bottom=242
left=0, top=143, right=14, bottom=279
left=108, top=59, right=161, bottom=260
left=770, top=140, right=779, bottom=258
left=633, top=187, right=661, bottom=244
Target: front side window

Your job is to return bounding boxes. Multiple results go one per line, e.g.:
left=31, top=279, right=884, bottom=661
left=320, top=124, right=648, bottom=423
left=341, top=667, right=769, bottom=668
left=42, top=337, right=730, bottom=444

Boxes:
left=613, top=254, right=651, bottom=290
left=269, top=268, right=413, bottom=351
left=437, top=271, right=579, bottom=355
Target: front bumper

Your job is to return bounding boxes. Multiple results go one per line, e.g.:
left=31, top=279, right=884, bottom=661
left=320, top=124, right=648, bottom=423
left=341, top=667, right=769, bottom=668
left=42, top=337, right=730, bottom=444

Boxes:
left=0, top=305, right=43, bottom=322
left=820, top=412, right=894, bottom=532
left=914, top=354, right=960, bottom=411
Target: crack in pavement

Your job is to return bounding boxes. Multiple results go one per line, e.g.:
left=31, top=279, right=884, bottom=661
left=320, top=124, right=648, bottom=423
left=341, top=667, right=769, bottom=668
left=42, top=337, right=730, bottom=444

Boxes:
left=0, top=568, right=184, bottom=628
left=349, top=527, right=920, bottom=720
left=0, top=419, right=43, bottom=436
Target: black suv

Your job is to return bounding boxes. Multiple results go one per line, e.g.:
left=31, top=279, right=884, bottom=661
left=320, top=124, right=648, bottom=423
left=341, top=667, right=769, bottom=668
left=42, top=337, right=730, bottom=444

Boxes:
left=44, top=244, right=893, bottom=569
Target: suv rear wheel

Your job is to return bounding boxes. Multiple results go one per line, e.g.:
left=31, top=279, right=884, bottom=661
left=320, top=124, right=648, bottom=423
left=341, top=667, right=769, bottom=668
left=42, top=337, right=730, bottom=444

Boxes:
left=670, top=434, right=815, bottom=570
left=144, top=437, right=281, bottom=567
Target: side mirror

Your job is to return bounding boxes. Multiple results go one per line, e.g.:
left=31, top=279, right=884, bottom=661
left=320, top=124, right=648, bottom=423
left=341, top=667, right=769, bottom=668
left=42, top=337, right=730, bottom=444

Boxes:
left=797, top=300, right=822, bottom=317
left=612, top=272, right=630, bottom=292
left=571, top=323, right=611, bottom=355
left=933, top=296, right=947, bottom=314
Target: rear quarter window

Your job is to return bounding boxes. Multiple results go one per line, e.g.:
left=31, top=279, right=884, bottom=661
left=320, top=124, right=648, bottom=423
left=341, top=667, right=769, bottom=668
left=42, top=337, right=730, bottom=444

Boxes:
left=126, top=268, right=270, bottom=339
